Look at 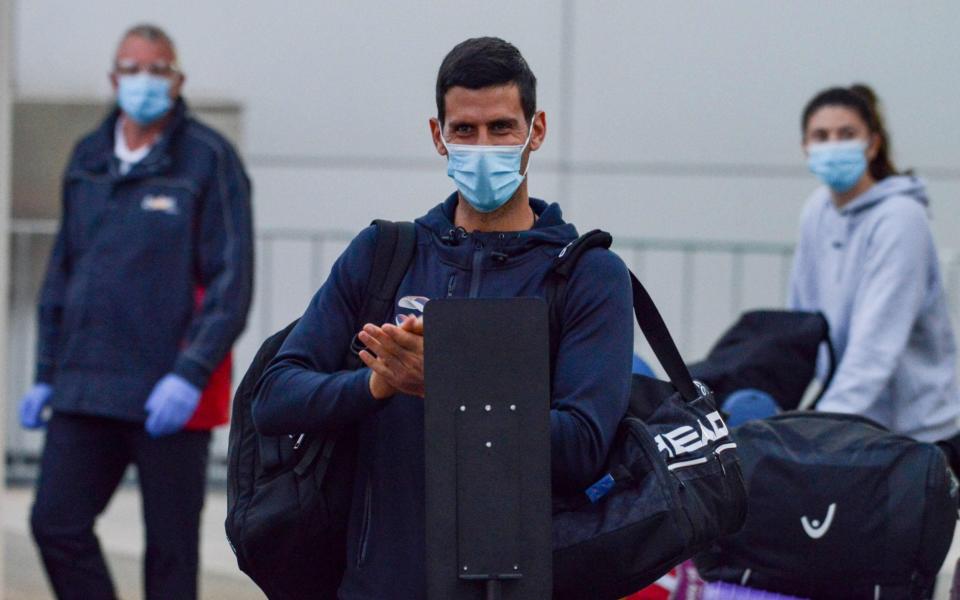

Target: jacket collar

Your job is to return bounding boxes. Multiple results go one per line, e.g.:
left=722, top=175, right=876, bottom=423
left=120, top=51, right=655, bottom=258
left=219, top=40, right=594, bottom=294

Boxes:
left=72, top=97, right=189, bottom=179
left=415, top=192, right=579, bottom=269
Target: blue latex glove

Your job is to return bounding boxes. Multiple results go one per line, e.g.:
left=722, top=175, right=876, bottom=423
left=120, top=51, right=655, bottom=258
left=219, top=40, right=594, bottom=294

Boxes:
left=19, top=383, right=53, bottom=429
left=144, top=374, right=201, bottom=437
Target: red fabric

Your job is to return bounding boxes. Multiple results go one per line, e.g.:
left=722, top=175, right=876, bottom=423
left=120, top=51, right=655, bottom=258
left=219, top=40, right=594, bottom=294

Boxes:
left=184, top=352, right=231, bottom=430
left=183, top=287, right=232, bottom=430
left=623, top=568, right=676, bottom=599
left=623, top=561, right=705, bottom=600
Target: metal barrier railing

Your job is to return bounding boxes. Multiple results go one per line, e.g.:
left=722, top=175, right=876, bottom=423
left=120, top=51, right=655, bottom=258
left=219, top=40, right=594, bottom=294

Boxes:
left=8, top=220, right=960, bottom=483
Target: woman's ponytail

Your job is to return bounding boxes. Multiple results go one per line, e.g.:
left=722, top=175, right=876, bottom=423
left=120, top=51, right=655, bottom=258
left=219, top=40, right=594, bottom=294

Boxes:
left=848, top=84, right=899, bottom=180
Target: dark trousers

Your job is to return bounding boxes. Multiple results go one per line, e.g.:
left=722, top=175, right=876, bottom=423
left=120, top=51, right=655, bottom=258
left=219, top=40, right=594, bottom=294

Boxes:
left=30, top=411, right=211, bottom=600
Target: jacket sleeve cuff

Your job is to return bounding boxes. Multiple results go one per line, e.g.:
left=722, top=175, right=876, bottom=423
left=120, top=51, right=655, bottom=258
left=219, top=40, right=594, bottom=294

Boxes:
left=173, top=355, right=212, bottom=391
left=352, top=368, right=382, bottom=415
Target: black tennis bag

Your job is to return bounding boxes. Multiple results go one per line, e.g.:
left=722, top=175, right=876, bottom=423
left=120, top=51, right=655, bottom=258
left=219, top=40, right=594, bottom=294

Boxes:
left=551, top=233, right=748, bottom=600
left=689, top=310, right=836, bottom=411
left=695, top=412, right=959, bottom=600
left=225, top=221, right=416, bottom=600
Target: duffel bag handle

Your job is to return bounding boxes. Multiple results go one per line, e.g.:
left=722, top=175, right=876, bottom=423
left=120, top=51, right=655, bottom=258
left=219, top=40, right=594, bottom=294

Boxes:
left=629, top=272, right=700, bottom=403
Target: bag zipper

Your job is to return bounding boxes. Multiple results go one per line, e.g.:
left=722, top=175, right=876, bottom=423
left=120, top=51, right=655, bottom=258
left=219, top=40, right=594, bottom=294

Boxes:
left=714, top=441, right=737, bottom=476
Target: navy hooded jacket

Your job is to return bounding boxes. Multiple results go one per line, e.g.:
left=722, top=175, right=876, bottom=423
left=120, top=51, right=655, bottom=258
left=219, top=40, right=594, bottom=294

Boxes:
left=253, top=194, right=633, bottom=599
left=35, top=98, right=254, bottom=422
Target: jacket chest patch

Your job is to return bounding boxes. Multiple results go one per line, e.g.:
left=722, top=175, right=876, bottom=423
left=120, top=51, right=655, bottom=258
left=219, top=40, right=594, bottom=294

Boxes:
left=395, top=295, right=430, bottom=325
left=141, top=194, right=179, bottom=215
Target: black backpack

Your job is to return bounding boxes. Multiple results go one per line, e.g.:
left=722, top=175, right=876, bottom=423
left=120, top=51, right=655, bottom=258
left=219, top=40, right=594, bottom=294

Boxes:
left=695, top=412, right=959, bottom=599
left=689, top=310, right=837, bottom=411
left=550, top=231, right=748, bottom=600
left=225, top=220, right=417, bottom=600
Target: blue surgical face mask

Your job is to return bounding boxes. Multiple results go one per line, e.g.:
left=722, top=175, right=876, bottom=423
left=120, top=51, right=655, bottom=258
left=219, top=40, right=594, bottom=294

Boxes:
left=118, top=74, right=173, bottom=125
left=806, top=140, right=868, bottom=193
left=440, top=120, right=535, bottom=213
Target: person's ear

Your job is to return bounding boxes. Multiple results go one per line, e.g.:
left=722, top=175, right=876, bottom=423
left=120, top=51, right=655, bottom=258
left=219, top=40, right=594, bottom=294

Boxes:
left=109, top=71, right=119, bottom=93
left=528, top=111, right=546, bottom=152
left=430, top=118, right=447, bottom=157
left=170, top=72, right=185, bottom=99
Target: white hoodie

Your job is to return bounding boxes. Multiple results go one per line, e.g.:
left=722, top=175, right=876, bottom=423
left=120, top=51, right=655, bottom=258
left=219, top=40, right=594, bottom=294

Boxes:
left=789, top=175, right=960, bottom=441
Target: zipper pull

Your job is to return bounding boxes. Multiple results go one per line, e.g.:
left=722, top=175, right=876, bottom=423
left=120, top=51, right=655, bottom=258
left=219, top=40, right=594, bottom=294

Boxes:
left=446, top=274, right=456, bottom=297
left=715, top=451, right=727, bottom=476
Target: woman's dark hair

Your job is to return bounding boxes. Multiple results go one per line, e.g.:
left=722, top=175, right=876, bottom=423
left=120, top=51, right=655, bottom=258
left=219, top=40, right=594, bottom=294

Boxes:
left=801, top=84, right=899, bottom=180
left=436, top=37, right=537, bottom=125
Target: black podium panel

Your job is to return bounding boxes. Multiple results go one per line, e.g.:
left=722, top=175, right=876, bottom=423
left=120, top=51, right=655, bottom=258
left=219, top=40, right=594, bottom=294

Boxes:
left=424, top=298, right=552, bottom=600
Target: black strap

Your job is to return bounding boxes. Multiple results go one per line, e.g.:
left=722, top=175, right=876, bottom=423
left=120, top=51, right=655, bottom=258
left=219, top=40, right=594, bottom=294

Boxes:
left=294, top=436, right=338, bottom=481
left=628, top=272, right=699, bottom=402
left=808, top=313, right=838, bottom=409
left=297, top=220, right=417, bottom=475
left=548, top=229, right=700, bottom=403
left=345, top=220, right=417, bottom=370
left=294, top=436, right=329, bottom=477
left=553, top=230, right=613, bottom=278
left=547, top=230, right=613, bottom=366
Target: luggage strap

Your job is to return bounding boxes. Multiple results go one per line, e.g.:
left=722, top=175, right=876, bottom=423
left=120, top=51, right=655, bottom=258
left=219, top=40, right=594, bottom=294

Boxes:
left=549, top=229, right=699, bottom=403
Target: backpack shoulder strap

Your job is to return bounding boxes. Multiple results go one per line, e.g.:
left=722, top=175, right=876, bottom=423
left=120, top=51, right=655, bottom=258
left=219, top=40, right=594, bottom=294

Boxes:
left=344, top=219, right=417, bottom=370
left=298, top=219, right=417, bottom=473
left=546, top=230, right=613, bottom=366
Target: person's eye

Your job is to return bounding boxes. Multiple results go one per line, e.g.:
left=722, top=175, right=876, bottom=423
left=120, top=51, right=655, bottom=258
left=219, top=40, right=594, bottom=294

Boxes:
left=838, top=129, right=857, bottom=140
left=454, top=125, right=472, bottom=135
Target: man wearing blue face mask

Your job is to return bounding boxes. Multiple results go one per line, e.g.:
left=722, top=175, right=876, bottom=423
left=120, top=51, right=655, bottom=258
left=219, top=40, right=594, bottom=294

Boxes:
left=253, top=37, right=633, bottom=599
left=22, top=23, right=253, bottom=600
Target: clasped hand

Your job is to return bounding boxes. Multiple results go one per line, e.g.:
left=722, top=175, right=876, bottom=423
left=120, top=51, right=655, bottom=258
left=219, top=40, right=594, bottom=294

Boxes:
left=357, top=315, right=424, bottom=399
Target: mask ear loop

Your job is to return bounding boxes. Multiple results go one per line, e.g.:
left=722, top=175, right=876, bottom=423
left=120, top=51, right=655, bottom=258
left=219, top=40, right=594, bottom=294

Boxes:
left=437, top=122, right=452, bottom=153
left=520, top=112, right=538, bottom=178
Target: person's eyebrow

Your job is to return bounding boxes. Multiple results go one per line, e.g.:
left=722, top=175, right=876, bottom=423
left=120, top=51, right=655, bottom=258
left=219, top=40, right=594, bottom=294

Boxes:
left=445, top=118, right=475, bottom=129
left=487, top=117, right=521, bottom=128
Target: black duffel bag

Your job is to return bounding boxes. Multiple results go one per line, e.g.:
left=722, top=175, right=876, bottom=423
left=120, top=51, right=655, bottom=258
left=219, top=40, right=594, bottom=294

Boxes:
left=689, top=310, right=837, bottom=411
left=695, top=412, right=959, bottom=600
left=550, top=249, right=748, bottom=600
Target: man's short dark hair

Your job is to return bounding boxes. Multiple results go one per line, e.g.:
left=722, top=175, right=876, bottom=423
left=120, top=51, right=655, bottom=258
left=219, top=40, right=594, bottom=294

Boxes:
left=435, top=37, right=537, bottom=125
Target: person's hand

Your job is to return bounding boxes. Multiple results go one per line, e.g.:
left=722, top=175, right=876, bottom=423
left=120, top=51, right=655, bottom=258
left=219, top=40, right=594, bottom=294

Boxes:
left=144, top=374, right=201, bottom=437
left=19, top=383, right=53, bottom=429
left=358, top=315, right=425, bottom=399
